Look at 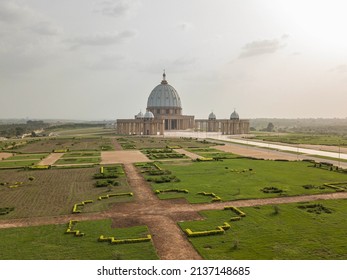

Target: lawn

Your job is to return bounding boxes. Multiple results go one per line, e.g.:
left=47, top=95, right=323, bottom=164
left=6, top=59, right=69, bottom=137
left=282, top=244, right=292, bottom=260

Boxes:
left=55, top=157, right=100, bottom=165
left=250, top=133, right=347, bottom=146
left=5, top=153, right=48, bottom=160
left=0, top=219, right=158, bottom=260
left=14, top=137, right=114, bottom=153
left=0, top=166, right=132, bottom=219
left=117, top=136, right=218, bottom=150
left=148, top=159, right=347, bottom=203
left=179, top=199, right=347, bottom=259
left=62, top=152, right=100, bottom=158
left=0, top=160, right=40, bottom=168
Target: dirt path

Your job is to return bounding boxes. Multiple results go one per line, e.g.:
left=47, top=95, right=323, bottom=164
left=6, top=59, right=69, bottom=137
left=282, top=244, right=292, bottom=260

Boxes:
left=0, top=152, right=13, bottom=160
left=111, top=137, right=123, bottom=151
left=38, top=153, right=64, bottom=165
left=174, top=148, right=202, bottom=160
left=101, top=151, right=150, bottom=164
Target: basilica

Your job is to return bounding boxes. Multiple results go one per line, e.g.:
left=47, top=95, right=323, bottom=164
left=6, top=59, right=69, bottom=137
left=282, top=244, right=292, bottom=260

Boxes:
left=116, top=72, right=249, bottom=135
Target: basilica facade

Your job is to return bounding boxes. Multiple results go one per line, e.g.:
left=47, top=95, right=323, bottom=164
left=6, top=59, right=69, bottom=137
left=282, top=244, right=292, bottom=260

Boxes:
left=116, top=72, right=249, bottom=135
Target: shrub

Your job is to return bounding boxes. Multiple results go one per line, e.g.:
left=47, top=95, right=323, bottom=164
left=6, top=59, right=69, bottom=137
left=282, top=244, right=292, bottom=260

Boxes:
left=224, top=206, right=246, bottom=217
left=185, top=222, right=231, bottom=237
left=261, top=186, right=283, bottom=193
left=28, top=176, right=35, bottom=181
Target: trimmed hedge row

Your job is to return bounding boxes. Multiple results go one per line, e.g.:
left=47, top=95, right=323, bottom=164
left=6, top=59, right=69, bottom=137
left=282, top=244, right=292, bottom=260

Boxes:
left=224, top=206, right=246, bottom=217
left=197, top=191, right=221, bottom=202
left=195, top=157, right=214, bottom=162
left=72, top=200, right=93, bottom=214
left=324, top=182, right=347, bottom=192
left=98, top=192, right=133, bottom=200
left=53, top=149, right=68, bottom=153
left=185, top=222, right=231, bottom=237
left=29, top=165, right=51, bottom=170
left=155, top=189, right=189, bottom=194
left=98, top=234, right=152, bottom=244
left=65, top=220, right=85, bottom=237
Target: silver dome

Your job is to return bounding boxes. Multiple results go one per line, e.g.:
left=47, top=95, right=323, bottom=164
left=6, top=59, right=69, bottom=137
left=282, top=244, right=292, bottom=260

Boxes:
left=230, top=110, right=239, bottom=120
left=147, top=73, right=182, bottom=109
left=208, top=112, right=216, bottom=120
left=144, top=110, right=154, bottom=119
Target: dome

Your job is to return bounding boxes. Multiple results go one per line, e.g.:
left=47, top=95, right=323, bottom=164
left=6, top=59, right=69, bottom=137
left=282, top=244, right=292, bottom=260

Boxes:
left=135, top=111, right=144, bottom=119
left=230, top=110, right=239, bottom=120
left=208, top=112, right=216, bottom=120
left=144, top=110, right=154, bottom=119
left=147, top=72, right=182, bottom=109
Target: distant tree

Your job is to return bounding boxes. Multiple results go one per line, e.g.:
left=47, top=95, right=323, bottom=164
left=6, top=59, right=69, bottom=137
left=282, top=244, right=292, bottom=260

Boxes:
left=266, top=122, right=275, bottom=132
left=15, top=127, right=24, bottom=136
left=249, top=127, right=256, bottom=131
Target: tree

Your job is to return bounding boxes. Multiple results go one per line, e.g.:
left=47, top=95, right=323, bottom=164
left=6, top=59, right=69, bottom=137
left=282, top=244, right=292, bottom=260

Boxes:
left=266, top=122, right=275, bottom=132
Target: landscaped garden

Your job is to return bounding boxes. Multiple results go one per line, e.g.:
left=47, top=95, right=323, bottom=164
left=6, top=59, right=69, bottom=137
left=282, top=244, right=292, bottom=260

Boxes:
left=0, top=219, right=158, bottom=260
left=0, top=164, right=132, bottom=219
left=179, top=199, right=347, bottom=259
left=144, top=159, right=347, bottom=203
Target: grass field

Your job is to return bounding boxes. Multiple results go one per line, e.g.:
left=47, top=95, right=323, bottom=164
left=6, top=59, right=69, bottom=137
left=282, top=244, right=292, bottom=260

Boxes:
left=249, top=133, right=347, bottom=146
left=55, top=157, right=100, bottom=165
left=62, top=152, right=100, bottom=158
left=179, top=199, right=347, bottom=259
left=13, top=138, right=114, bottom=153
left=117, top=137, right=218, bottom=150
left=5, top=153, right=48, bottom=160
left=150, top=159, right=347, bottom=203
left=0, top=166, right=132, bottom=219
left=0, top=159, right=40, bottom=168
left=0, top=219, right=158, bottom=260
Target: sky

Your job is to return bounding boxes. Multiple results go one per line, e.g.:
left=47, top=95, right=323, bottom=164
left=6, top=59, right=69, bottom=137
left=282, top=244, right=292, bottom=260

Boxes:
left=1, top=0, right=347, bottom=120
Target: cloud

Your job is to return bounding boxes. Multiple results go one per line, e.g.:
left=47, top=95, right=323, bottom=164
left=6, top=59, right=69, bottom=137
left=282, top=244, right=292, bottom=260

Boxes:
left=94, top=0, right=140, bottom=18
left=239, top=39, right=285, bottom=59
left=88, top=54, right=125, bottom=70
left=29, top=21, right=62, bottom=36
left=176, top=22, right=194, bottom=31
left=66, top=30, right=136, bottom=49
left=330, top=64, right=347, bottom=73
left=0, top=0, right=34, bottom=23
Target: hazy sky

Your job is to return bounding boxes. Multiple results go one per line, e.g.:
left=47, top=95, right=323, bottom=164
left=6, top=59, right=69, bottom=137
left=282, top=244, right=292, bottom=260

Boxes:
left=1, top=0, right=347, bottom=120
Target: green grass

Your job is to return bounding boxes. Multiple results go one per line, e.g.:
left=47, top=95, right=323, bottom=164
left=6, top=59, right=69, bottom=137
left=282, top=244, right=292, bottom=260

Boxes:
left=150, top=159, right=347, bottom=203
left=62, top=152, right=100, bottom=158
left=55, top=157, right=100, bottom=165
left=117, top=136, right=218, bottom=150
left=250, top=133, right=347, bottom=146
left=0, top=160, right=40, bottom=168
left=0, top=219, right=158, bottom=260
left=3, top=153, right=48, bottom=161
left=0, top=167, right=132, bottom=219
left=179, top=199, right=347, bottom=259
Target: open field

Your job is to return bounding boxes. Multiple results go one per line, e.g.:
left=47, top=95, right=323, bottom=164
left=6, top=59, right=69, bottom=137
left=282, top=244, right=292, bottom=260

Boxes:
left=0, top=165, right=132, bottom=219
left=149, top=159, right=347, bottom=203
left=0, top=219, right=158, bottom=260
left=117, top=136, right=218, bottom=150
left=0, top=159, right=41, bottom=168
left=2, top=130, right=347, bottom=260
left=249, top=133, right=347, bottom=146
left=13, top=138, right=114, bottom=153
left=179, top=199, right=347, bottom=259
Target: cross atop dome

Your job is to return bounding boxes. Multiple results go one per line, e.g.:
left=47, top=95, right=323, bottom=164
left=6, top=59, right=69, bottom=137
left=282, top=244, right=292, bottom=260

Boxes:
left=161, top=69, right=168, bottom=84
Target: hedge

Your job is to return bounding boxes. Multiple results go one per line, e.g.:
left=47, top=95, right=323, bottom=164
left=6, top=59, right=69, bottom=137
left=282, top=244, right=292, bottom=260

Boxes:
left=185, top=222, right=231, bottom=237
left=28, top=165, right=51, bottom=170
left=98, top=192, right=133, bottom=200
left=197, top=192, right=222, bottom=202
left=53, top=149, right=68, bottom=153
left=98, top=235, right=152, bottom=244
left=72, top=200, right=93, bottom=213
left=155, top=189, right=189, bottom=194
left=65, top=220, right=85, bottom=237
left=224, top=206, right=246, bottom=217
